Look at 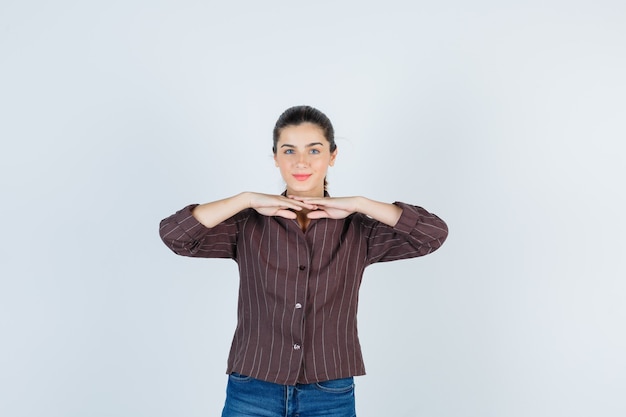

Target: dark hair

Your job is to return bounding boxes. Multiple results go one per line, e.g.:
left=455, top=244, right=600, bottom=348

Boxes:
left=272, top=105, right=337, bottom=154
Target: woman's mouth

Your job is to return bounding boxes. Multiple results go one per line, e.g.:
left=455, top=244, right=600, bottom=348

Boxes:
left=293, top=174, right=312, bottom=181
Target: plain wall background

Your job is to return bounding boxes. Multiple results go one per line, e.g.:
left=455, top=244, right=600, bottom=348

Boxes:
left=1, top=1, right=624, bottom=416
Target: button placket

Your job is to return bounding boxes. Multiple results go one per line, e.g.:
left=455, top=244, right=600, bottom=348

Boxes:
left=292, top=241, right=308, bottom=360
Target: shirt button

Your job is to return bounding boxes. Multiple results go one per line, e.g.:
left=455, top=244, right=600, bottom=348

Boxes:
left=299, top=265, right=306, bottom=271
left=293, top=344, right=301, bottom=350
left=295, top=303, right=302, bottom=309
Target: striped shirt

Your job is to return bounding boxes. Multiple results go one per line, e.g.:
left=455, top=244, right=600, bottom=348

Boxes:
left=159, top=201, right=448, bottom=385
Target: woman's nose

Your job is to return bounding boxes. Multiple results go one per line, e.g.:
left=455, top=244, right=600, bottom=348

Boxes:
left=296, top=154, right=308, bottom=166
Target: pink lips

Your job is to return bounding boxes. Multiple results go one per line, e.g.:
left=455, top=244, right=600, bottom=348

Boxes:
left=293, top=174, right=312, bottom=181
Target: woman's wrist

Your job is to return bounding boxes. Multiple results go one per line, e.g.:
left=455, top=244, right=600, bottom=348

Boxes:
left=353, top=196, right=367, bottom=215
left=356, top=197, right=402, bottom=227
left=237, top=192, right=253, bottom=210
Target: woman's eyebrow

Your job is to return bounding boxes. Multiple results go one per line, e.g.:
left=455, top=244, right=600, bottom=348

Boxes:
left=280, top=142, right=325, bottom=148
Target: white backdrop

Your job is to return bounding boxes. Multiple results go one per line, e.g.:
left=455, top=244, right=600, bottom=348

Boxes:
left=1, top=1, right=625, bottom=416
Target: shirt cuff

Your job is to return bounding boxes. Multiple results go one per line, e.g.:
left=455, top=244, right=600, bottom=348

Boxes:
left=174, top=204, right=212, bottom=239
left=392, top=202, right=420, bottom=234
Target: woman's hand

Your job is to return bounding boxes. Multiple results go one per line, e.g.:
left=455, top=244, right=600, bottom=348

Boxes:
left=289, top=196, right=362, bottom=220
left=249, top=193, right=317, bottom=219
left=290, top=195, right=403, bottom=227
left=192, top=192, right=317, bottom=228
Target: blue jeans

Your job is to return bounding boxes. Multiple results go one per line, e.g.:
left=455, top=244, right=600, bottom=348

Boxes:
left=221, top=373, right=356, bottom=417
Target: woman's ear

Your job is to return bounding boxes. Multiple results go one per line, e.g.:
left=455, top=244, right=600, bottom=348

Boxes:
left=329, top=148, right=338, bottom=166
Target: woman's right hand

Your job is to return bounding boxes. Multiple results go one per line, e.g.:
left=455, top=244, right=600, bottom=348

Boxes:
left=192, top=192, right=315, bottom=228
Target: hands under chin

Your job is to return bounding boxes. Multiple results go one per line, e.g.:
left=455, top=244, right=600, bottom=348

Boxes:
left=249, top=193, right=360, bottom=221
left=252, top=194, right=400, bottom=227
left=288, top=195, right=360, bottom=220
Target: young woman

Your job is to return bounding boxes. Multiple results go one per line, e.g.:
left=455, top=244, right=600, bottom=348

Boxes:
left=159, top=105, right=448, bottom=417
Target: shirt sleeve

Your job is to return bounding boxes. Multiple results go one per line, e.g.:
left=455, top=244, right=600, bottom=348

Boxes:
left=363, top=201, right=448, bottom=265
left=158, top=204, right=247, bottom=259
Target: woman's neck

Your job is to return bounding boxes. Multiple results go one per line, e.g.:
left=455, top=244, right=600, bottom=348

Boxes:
left=295, top=211, right=311, bottom=232
left=285, top=187, right=325, bottom=199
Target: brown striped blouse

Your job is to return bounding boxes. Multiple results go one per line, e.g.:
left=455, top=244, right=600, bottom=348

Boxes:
left=159, top=201, right=448, bottom=385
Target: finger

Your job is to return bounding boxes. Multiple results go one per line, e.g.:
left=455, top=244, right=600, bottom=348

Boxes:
left=303, top=200, right=334, bottom=209
left=307, top=210, right=329, bottom=219
left=275, top=199, right=304, bottom=211
left=275, top=209, right=298, bottom=219
left=288, top=195, right=323, bottom=203
left=283, top=204, right=302, bottom=211
left=285, top=198, right=317, bottom=210
left=289, top=196, right=325, bottom=206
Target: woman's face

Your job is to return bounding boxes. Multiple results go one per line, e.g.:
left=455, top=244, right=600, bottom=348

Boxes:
left=274, top=122, right=337, bottom=197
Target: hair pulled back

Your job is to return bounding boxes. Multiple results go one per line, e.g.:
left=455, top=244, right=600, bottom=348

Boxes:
left=272, top=105, right=336, bottom=154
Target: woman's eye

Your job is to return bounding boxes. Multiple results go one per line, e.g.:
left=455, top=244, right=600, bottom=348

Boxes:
left=310, top=149, right=320, bottom=154
left=284, top=149, right=295, bottom=154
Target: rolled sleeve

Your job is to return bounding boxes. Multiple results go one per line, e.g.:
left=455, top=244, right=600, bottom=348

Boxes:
left=365, top=202, right=448, bottom=264
left=159, top=204, right=241, bottom=258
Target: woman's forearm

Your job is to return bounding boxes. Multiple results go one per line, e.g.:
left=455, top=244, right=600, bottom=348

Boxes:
left=355, top=197, right=403, bottom=227
left=191, top=192, right=251, bottom=228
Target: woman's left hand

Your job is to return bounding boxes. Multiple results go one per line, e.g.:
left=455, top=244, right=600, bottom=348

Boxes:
left=288, top=196, right=361, bottom=220
left=289, top=195, right=403, bottom=227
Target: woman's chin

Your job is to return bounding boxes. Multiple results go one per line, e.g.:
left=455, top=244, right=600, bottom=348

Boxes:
left=286, top=184, right=324, bottom=197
